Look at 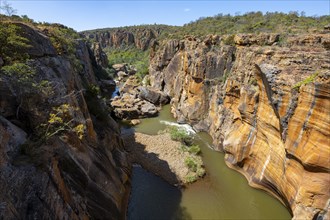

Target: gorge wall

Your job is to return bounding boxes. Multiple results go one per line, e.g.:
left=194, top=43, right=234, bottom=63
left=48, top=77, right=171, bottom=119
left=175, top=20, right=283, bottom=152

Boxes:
left=82, top=27, right=162, bottom=51
left=149, top=33, right=330, bottom=219
left=0, top=22, right=130, bottom=219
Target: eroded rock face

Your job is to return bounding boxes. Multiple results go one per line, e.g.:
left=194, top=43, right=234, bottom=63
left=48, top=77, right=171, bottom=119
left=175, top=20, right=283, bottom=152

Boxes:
left=149, top=33, right=330, bottom=219
left=13, top=22, right=57, bottom=57
left=83, top=28, right=158, bottom=51
left=91, top=42, right=109, bottom=68
left=0, top=23, right=130, bottom=219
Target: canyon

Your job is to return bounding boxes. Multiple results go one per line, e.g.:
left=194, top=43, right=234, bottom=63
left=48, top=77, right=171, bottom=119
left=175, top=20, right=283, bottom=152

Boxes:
left=0, top=14, right=329, bottom=220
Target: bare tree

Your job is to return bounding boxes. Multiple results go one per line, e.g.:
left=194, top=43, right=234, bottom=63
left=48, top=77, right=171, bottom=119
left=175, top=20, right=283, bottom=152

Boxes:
left=0, top=0, right=17, bottom=16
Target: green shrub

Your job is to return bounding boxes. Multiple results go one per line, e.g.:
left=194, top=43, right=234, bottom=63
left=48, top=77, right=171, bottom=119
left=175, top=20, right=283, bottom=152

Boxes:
left=188, top=145, right=201, bottom=155
left=184, top=155, right=206, bottom=183
left=0, top=23, right=31, bottom=64
left=1, top=62, right=35, bottom=77
left=185, top=157, right=198, bottom=172
left=1, top=62, right=54, bottom=98
left=87, top=84, right=101, bottom=96
left=185, top=175, right=198, bottom=183
left=168, top=126, right=193, bottom=145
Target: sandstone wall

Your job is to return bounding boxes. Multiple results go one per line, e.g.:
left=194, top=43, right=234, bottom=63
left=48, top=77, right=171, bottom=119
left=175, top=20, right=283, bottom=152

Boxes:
left=149, top=33, right=330, bottom=219
left=82, top=28, right=158, bottom=51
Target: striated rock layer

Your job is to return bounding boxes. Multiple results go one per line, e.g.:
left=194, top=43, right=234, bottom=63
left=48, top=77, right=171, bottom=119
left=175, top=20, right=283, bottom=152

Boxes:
left=149, top=33, right=330, bottom=219
left=0, top=22, right=130, bottom=219
left=82, top=28, right=159, bottom=51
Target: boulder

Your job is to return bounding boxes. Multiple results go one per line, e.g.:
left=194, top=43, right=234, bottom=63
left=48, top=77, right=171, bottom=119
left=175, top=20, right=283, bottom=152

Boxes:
left=130, top=119, right=141, bottom=125
left=140, top=101, right=158, bottom=117
left=111, top=94, right=159, bottom=120
left=112, top=63, right=127, bottom=72
left=99, top=79, right=116, bottom=96
left=127, top=68, right=137, bottom=75
left=138, top=87, right=170, bottom=105
left=117, top=71, right=128, bottom=79
left=120, top=75, right=140, bottom=95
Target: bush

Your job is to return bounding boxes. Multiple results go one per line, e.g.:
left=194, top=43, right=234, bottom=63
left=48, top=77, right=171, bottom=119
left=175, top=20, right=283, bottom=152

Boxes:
left=42, top=104, right=86, bottom=140
left=185, top=157, right=197, bottom=172
left=188, top=145, right=201, bottom=155
left=185, top=175, right=198, bottom=183
left=168, top=126, right=193, bottom=145
left=184, top=155, right=206, bottom=183
left=1, top=62, right=35, bottom=77
left=0, top=23, right=31, bottom=64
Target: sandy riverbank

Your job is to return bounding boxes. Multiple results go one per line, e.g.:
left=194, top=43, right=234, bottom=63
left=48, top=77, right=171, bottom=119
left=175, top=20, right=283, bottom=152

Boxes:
left=122, top=131, right=205, bottom=185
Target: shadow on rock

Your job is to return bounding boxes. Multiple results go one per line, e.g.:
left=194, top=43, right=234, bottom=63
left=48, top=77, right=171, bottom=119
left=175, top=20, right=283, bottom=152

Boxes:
left=122, top=130, right=192, bottom=220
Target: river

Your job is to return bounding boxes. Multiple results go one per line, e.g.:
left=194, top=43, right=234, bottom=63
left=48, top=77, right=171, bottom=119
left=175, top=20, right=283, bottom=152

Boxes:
left=126, top=105, right=291, bottom=220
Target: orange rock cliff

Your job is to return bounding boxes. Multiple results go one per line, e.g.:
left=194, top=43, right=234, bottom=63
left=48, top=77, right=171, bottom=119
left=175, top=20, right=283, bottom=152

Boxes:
left=149, top=33, right=330, bottom=219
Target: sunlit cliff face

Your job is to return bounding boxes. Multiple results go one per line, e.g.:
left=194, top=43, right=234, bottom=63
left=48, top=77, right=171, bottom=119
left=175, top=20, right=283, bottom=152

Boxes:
left=149, top=33, right=330, bottom=219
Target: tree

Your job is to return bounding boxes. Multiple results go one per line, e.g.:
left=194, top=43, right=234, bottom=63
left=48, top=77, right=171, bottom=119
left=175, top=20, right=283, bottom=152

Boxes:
left=0, top=0, right=17, bottom=16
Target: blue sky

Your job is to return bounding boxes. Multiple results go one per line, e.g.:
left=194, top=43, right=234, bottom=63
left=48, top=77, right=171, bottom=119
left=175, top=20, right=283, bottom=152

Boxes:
left=4, top=0, right=330, bottom=31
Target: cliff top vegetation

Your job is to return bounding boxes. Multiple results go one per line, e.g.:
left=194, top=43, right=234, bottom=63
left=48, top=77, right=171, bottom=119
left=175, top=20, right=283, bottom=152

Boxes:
left=82, top=11, right=330, bottom=39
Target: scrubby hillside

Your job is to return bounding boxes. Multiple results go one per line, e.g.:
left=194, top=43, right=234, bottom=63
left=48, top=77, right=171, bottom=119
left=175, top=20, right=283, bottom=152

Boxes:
left=82, top=12, right=330, bottom=49
left=81, top=12, right=330, bottom=84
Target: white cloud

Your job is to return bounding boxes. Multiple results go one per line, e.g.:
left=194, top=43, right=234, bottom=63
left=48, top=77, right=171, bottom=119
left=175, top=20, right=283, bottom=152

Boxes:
left=184, top=8, right=191, bottom=12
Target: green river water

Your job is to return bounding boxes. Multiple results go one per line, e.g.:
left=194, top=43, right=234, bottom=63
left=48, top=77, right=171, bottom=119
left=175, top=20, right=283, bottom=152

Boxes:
left=126, top=105, right=291, bottom=220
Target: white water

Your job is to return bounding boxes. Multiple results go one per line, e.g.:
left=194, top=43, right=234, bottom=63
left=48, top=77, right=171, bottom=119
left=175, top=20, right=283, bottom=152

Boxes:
left=159, top=120, right=196, bottom=134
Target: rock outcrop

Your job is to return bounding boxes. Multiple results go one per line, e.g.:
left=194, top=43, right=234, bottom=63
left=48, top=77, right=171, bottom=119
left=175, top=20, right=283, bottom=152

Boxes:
left=149, top=33, right=330, bottom=219
left=111, top=76, right=161, bottom=119
left=138, top=87, right=170, bottom=105
left=0, top=22, right=130, bottom=219
left=82, top=28, right=158, bottom=51
left=91, top=42, right=109, bottom=68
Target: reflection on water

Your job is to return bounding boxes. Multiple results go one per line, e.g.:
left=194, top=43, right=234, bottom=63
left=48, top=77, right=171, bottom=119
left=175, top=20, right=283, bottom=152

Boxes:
left=127, top=105, right=291, bottom=220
